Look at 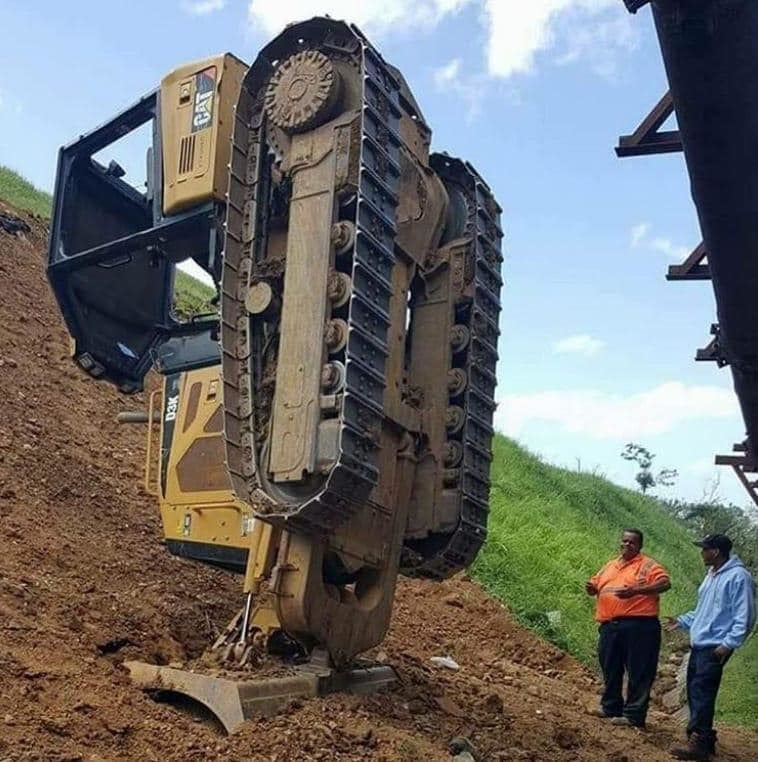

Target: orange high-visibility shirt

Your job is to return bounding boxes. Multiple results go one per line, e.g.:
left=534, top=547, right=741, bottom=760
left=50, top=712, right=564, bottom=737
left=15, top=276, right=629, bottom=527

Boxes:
left=590, top=553, right=670, bottom=622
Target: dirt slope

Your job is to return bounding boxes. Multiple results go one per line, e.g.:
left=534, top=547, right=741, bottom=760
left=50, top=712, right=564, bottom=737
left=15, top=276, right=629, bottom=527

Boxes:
left=0, top=206, right=755, bottom=761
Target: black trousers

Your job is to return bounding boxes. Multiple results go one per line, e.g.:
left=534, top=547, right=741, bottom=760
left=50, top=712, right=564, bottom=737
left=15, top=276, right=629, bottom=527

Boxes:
left=686, top=646, right=729, bottom=749
left=598, top=617, right=661, bottom=726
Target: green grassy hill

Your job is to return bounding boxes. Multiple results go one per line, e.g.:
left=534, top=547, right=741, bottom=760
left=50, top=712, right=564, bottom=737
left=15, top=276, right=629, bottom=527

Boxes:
left=474, top=435, right=757, bottom=728
left=0, top=166, right=52, bottom=217
left=3, top=166, right=754, bottom=727
left=173, top=269, right=216, bottom=319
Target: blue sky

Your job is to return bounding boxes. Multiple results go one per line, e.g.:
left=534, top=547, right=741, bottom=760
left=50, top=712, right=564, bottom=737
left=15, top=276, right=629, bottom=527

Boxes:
left=0, top=0, right=750, bottom=507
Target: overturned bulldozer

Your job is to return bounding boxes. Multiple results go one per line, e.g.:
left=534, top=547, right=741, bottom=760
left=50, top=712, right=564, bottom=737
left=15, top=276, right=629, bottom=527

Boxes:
left=46, top=18, right=503, bottom=730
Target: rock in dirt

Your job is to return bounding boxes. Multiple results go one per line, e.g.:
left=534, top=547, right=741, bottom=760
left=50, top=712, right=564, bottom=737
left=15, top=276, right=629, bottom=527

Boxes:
left=554, top=727, right=581, bottom=750
left=449, top=736, right=477, bottom=756
left=431, top=655, right=460, bottom=670
left=434, top=695, right=467, bottom=718
left=483, top=692, right=505, bottom=715
left=443, top=592, right=464, bottom=608
left=0, top=212, right=31, bottom=236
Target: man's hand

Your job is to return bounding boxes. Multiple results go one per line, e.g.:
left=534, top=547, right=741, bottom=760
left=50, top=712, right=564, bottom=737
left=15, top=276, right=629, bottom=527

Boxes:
left=615, top=585, right=639, bottom=599
left=664, top=616, right=680, bottom=632
left=713, top=645, right=732, bottom=664
left=585, top=580, right=599, bottom=596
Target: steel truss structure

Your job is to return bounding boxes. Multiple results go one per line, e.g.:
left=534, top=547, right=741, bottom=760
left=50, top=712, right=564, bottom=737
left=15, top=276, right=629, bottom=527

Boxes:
left=618, top=0, right=758, bottom=507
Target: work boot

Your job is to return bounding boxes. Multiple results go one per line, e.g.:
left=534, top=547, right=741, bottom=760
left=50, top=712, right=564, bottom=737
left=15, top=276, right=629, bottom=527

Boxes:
left=611, top=716, right=646, bottom=729
left=670, top=733, right=711, bottom=760
left=588, top=707, right=618, bottom=719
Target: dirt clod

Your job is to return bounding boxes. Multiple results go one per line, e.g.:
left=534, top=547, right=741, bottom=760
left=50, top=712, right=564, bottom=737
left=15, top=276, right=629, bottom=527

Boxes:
left=554, top=727, right=581, bottom=750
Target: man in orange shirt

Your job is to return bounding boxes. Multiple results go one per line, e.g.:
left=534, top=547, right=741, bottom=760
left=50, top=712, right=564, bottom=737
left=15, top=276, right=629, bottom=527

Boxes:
left=586, top=528, right=671, bottom=728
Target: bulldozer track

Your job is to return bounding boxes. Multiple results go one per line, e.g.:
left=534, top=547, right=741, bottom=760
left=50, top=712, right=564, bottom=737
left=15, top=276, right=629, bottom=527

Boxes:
left=221, top=20, right=402, bottom=536
left=408, top=156, right=504, bottom=579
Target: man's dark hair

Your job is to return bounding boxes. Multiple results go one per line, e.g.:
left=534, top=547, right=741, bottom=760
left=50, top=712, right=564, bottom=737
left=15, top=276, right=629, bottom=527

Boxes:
left=624, top=528, right=644, bottom=548
left=695, top=534, right=732, bottom=557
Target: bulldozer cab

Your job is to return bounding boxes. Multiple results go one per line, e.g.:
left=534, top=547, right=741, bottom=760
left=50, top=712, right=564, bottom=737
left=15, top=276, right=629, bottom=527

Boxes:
left=46, top=54, right=246, bottom=392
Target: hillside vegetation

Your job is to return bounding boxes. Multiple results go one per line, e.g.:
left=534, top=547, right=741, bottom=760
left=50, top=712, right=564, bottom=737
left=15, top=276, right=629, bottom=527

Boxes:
left=0, top=166, right=52, bottom=217
left=173, top=269, right=216, bottom=318
left=474, top=435, right=757, bottom=728
left=3, top=167, right=755, bottom=730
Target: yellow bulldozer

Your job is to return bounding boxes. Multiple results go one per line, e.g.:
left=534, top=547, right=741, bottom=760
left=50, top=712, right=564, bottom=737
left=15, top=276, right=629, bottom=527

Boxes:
left=46, top=17, right=503, bottom=732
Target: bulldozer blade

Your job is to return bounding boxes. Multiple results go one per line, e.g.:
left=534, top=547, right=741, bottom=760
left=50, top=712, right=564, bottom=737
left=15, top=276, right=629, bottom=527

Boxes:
left=124, top=660, right=397, bottom=734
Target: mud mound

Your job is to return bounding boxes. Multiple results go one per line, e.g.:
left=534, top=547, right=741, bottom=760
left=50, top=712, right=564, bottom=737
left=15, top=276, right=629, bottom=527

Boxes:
left=0, top=204, right=755, bottom=761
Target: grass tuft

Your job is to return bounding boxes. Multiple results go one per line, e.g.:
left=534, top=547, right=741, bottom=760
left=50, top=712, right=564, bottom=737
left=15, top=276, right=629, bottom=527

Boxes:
left=0, top=166, right=52, bottom=217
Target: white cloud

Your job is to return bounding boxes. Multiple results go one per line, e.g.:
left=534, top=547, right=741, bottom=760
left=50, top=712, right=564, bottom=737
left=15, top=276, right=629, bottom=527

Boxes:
left=183, top=0, right=226, bottom=15
left=630, top=222, right=650, bottom=248
left=246, top=1, right=634, bottom=82
left=651, top=236, right=689, bottom=261
left=482, top=0, right=632, bottom=78
left=630, top=223, right=689, bottom=261
left=432, top=58, right=486, bottom=121
left=434, top=58, right=462, bottom=88
left=553, top=334, right=605, bottom=357
left=557, top=12, right=638, bottom=79
left=246, top=0, right=473, bottom=36
left=497, top=382, right=739, bottom=440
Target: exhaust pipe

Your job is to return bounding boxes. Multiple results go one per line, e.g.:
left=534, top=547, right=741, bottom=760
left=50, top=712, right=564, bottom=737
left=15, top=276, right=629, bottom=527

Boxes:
left=116, top=411, right=160, bottom=424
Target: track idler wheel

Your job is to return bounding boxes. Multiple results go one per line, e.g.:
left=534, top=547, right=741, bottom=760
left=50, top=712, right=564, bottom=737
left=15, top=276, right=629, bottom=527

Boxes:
left=450, top=325, right=471, bottom=354
left=325, top=319, right=348, bottom=354
left=447, top=368, right=467, bottom=397
left=322, top=362, right=346, bottom=392
left=443, top=440, right=463, bottom=468
left=327, top=272, right=352, bottom=308
left=246, top=281, right=279, bottom=318
left=331, top=221, right=356, bottom=257
left=445, top=405, right=465, bottom=434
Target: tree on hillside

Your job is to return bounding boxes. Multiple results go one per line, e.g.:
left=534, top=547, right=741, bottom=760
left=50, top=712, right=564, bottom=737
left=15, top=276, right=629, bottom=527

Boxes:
left=621, top=443, right=678, bottom=494
left=665, top=495, right=758, bottom=575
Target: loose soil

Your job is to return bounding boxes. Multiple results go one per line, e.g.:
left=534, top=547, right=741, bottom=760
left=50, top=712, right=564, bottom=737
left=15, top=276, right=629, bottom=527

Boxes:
left=0, top=205, right=755, bottom=761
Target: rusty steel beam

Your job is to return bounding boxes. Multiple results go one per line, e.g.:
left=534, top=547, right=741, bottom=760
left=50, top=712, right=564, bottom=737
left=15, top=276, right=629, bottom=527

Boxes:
left=666, top=241, right=710, bottom=281
left=713, top=449, right=758, bottom=508
left=648, top=0, right=758, bottom=451
left=730, top=465, right=758, bottom=508
left=623, top=0, right=651, bottom=12
left=616, top=91, right=683, bottom=157
left=695, top=324, right=728, bottom=368
left=623, top=1, right=758, bottom=458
